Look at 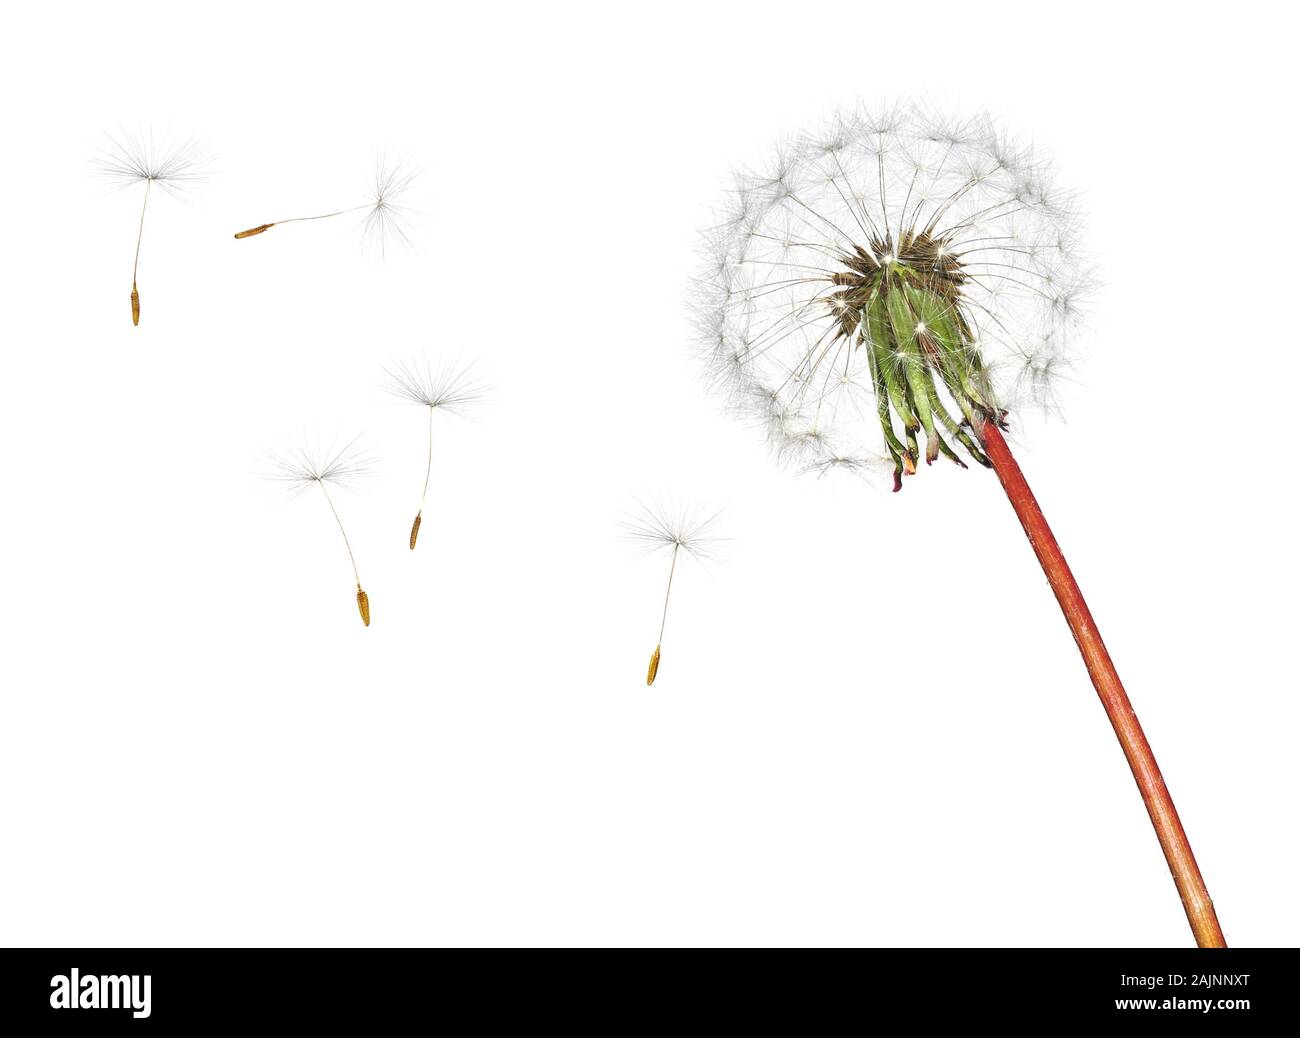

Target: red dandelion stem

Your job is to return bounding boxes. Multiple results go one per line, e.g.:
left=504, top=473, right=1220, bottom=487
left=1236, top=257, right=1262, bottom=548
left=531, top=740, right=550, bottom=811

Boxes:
left=978, top=418, right=1226, bottom=948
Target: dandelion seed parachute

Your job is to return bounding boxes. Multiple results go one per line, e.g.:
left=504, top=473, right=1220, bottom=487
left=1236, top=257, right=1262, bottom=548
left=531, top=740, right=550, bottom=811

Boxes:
left=92, top=130, right=211, bottom=327
left=263, top=436, right=375, bottom=628
left=382, top=357, right=487, bottom=552
left=695, top=103, right=1225, bottom=947
left=622, top=499, right=724, bottom=686
left=234, top=156, right=417, bottom=257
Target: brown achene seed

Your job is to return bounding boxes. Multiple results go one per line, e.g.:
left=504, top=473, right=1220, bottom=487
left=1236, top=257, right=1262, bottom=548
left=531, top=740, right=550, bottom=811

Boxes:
left=234, top=223, right=275, bottom=239
left=646, top=644, right=661, bottom=686
left=409, top=512, right=422, bottom=550
left=356, top=586, right=370, bottom=627
left=827, top=229, right=967, bottom=341
left=130, top=282, right=140, bottom=327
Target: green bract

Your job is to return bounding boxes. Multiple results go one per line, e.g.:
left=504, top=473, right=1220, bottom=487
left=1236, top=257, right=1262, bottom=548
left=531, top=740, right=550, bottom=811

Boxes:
left=830, top=230, right=996, bottom=489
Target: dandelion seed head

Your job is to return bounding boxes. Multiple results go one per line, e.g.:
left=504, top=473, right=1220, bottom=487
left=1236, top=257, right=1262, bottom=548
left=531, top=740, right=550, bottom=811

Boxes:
left=382, top=356, right=489, bottom=414
left=1013, top=344, right=1077, bottom=417
left=801, top=453, right=894, bottom=484
left=695, top=101, right=1091, bottom=489
left=92, top=129, right=212, bottom=199
left=361, top=155, right=417, bottom=256
left=261, top=435, right=376, bottom=499
left=621, top=497, right=726, bottom=563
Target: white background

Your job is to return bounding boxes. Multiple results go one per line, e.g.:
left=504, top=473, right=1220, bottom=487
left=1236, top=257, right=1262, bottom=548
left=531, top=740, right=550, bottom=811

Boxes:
left=3, top=1, right=1296, bottom=947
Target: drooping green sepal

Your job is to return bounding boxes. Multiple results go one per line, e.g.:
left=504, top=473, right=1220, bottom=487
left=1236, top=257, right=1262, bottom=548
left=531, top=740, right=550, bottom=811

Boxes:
left=844, top=249, right=997, bottom=487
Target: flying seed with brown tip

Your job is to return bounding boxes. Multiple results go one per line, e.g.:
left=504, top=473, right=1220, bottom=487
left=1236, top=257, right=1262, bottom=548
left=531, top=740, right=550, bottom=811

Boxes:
left=356, top=586, right=370, bottom=627
left=623, top=498, right=725, bottom=687
left=93, top=131, right=211, bottom=328
left=233, top=157, right=416, bottom=255
left=382, top=357, right=488, bottom=553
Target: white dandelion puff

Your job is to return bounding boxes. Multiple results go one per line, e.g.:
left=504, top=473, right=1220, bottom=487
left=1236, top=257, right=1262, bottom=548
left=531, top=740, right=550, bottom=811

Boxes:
left=694, top=101, right=1092, bottom=491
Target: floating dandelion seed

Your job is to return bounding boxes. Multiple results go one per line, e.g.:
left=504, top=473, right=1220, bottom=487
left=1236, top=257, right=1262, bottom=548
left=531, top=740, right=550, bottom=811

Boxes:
left=696, top=103, right=1224, bottom=947
left=92, top=129, right=211, bottom=327
left=382, top=357, right=488, bottom=550
left=622, top=498, right=724, bottom=686
left=234, top=155, right=416, bottom=257
left=263, top=436, right=375, bottom=627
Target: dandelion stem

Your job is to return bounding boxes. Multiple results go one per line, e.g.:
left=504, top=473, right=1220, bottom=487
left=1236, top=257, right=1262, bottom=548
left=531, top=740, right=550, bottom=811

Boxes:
left=421, top=406, right=435, bottom=511
left=658, top=543, right=679, bottom=646
left=408, top=407, right=436, bottom=551
left=978, top=419, right=1226, bottom=948
left=130, top=178, right=151, bottom=326
left=235, top=204, right=370, bottom=239
left=645, top=545, right=680, bottom=686
left=274, top=204, right=371, bottom=225
left=318, top=479, right=360, bottom=587
left=132, top=178, right=151, bottom=285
